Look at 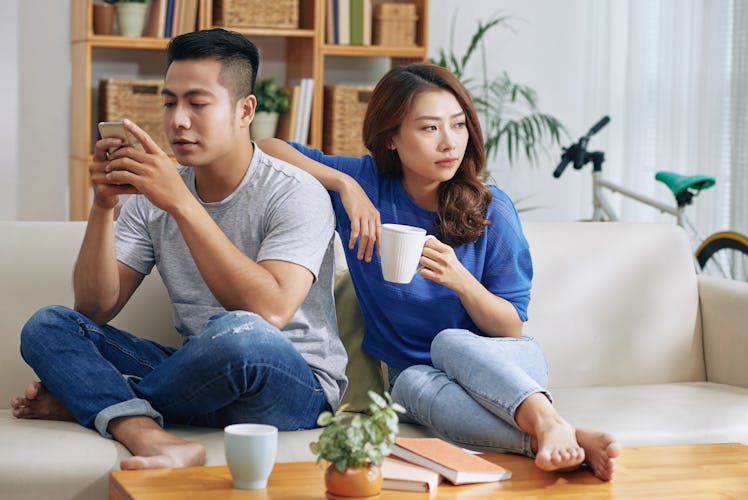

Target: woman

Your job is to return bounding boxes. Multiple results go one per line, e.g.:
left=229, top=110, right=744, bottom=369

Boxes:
left=259, top=63, right=620, bottom=481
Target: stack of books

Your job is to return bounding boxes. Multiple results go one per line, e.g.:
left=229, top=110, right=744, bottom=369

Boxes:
left=382, top=437, right=512, bottom=493
left=325, top=0, right=373, bottom=45
left=143, top=0, right=199, bottom=38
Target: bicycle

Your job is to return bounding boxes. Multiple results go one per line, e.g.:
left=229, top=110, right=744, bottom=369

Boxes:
left=552, top=116, right=748, bottom=282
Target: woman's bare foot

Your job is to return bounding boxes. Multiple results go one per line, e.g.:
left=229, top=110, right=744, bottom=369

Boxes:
left=9, top=381, right=75, bottom=422
left=517, top=393, right=585, bottom=473
left=110, top=416, right=206, bottom=470
left=576, top=428, right=621, bottom=481
left=530, top=416, right=586, bottom=472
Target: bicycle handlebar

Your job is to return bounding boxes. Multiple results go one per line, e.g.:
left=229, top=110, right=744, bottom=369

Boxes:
left=587, top=115, right=610, bottom=136
left=553, top=115, right=610, bottom=178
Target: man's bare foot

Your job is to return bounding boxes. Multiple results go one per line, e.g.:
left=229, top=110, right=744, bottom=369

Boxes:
left=110, top=416, right=206, bottom=470
left=576, top=428, right=621, bottom=481
left=9, top=381, right=76, bottom=422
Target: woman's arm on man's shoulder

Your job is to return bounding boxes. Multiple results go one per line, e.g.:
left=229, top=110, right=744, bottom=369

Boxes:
left=258, top=138, right=381, bottom=261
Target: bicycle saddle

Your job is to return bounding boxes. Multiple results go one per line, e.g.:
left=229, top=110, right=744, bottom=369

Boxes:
left=655, top=171, right=716, bottom=207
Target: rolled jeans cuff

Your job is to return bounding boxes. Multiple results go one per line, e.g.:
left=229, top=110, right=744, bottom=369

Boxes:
left=94, top=398, right=164, bottom=438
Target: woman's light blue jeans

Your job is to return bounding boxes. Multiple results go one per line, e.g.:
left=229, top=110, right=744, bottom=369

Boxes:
left=19, top=305, right=329, bottom=437
left=390, top=329, right=550, bottom=457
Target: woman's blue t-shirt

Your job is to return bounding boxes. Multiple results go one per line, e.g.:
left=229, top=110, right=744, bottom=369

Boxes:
left=290, top=143, right=533, bottom=370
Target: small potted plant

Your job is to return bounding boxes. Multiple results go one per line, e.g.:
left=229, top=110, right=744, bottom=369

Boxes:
left=251, top=78, right=291, bottom=140
left=112, top=0, right=149, bottom=38
left=310, top=391, right=404, bottom=498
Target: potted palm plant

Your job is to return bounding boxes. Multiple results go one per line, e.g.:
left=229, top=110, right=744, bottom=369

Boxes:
left=310, top=391, right=404, bottom=498
left=251, top=78, right=291, bottom=141
left=431, top=11, right=566, bottom=167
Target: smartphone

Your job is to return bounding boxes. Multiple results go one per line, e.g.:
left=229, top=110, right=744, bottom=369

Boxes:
left=98, top=121, right=140, bottom=154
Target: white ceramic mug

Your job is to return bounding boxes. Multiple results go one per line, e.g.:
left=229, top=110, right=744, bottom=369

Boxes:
left=224, top=423, right=278, bottom=490
left=380, top=223, right=436, bottom=284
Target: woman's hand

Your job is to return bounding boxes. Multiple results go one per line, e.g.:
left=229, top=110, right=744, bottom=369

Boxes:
left=419, top=238, right=524, bottom=338
left=418, top=238, right=472, bottom=291
left=340, top=177, right=381, bottom=262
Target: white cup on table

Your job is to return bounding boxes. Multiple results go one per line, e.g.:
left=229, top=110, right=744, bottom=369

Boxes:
left=224, top=423, right=278, bottom=490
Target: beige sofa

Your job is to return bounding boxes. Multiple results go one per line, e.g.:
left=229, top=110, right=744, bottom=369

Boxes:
left=1, top=221, right=747, bottom=500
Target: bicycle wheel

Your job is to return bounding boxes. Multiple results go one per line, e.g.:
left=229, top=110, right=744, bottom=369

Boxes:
left=695, top=231, right=748, bottom=281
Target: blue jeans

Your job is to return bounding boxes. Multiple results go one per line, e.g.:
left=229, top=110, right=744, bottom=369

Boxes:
left=390, top=329, right=550, bottom=457
left=19, top=306, right=329, bottom=437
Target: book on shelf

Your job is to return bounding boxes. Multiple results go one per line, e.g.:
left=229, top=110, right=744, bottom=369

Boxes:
left=337, top=0, right=350, bottom=44
left=275, top=85, right=300, bottom=141
left=362, top=0, right=372, bottom=45
left=326, top=0, right=337, bottom=44
left=164, top=0, right=175, bottom=38
left=327, top=0, right=371, bottom=46
left=144, top=0, right=196, bottom=39
left=291, top=78, right=314, bottom=144
left=173, top=0, right=198, bottom=36
left=390, top=437, right=512, bottom=485
left=381, top=456, right=441, bottom=492
left=349, top=0, right=363, bottom=45
left=143, top=0, right=167, bottom=37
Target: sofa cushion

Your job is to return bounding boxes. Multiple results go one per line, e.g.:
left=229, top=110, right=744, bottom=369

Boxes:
left=335, top=271, right=385, bottom=412
left=523, top=222, right=705, bottom=387
left=552, top=382, right=748, bottom=446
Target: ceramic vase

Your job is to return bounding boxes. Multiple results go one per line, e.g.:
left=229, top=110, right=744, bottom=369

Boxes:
left=116, top=2, right=148, bottom=37
left=93, top=3, right=115, bottom=35
left=251, top=111, right=280, bottom=141
left=324, top=464, right=382, bottom=498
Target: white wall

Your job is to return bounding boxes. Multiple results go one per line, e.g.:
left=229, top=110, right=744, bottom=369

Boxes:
left=0, top=0, right=19, bottom=220
left=428, top=0, right=600, bottom=221
left=3, top=0, right=594, bottom=221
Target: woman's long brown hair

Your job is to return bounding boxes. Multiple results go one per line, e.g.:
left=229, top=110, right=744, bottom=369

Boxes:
left=362, top=63, right=492, bottom=246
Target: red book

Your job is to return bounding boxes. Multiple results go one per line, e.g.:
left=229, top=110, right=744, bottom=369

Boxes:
left=390, top=437, right=512, bottom=485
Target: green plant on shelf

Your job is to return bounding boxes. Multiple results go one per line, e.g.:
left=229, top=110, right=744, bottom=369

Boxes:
left=254, top=78, right=291, bottom=114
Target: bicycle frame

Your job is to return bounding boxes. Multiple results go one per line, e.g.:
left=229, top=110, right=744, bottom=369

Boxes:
left=592, top=171, right=716, bottom=266
left=555, top=116, right=747, bottom=281
left=592, top=171, right=684, bottom=225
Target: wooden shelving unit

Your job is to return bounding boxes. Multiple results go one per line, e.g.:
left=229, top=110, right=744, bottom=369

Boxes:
left=69, top=0, right=429, bottom=220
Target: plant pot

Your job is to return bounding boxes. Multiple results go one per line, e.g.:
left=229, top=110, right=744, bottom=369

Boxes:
left=324, top=464, right=382, bottom=498
left=251, top=111, right=280, bottom=141
left=93, top=3, right=115, bottom=35
left=116, top=2, right=148, bottom=37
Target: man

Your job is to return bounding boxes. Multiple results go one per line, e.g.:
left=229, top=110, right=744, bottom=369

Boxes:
left=10, top=28, right=347, bottom=470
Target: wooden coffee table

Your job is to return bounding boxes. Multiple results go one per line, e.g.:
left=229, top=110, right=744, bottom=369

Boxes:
left=110, top=443, right=748, bottom=499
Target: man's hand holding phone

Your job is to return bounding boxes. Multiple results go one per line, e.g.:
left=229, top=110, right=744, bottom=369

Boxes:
left=95, top=119, right=191, bottom=214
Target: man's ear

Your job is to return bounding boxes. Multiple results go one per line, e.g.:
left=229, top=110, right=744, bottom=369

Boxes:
left=239, top=94, right=256, bottom=128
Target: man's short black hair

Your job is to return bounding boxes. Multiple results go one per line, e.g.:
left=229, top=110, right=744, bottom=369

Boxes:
left=167, top=28, right=260, bottom=101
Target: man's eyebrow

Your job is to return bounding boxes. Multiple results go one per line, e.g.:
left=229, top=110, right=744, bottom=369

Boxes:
left=161, top=88, right=213, bottom=97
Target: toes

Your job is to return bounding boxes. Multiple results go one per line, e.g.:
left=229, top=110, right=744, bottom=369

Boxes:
left=24, top=381, right=43, bottom=400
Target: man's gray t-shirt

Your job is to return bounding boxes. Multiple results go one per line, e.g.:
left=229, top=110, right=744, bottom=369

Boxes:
left=114, top=145, right=348, bottom=409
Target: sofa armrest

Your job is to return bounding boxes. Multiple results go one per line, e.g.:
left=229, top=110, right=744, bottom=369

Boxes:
left=699, top=275, right=748, bottom=387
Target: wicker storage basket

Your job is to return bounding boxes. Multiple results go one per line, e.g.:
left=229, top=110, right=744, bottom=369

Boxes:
left=99, top=79, right=171, bottom=154
left=323, top=85, right=374, bottom=156
left=374, top=3, right=418, bottom=46
left=213, top=0, right=299, bottom=29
